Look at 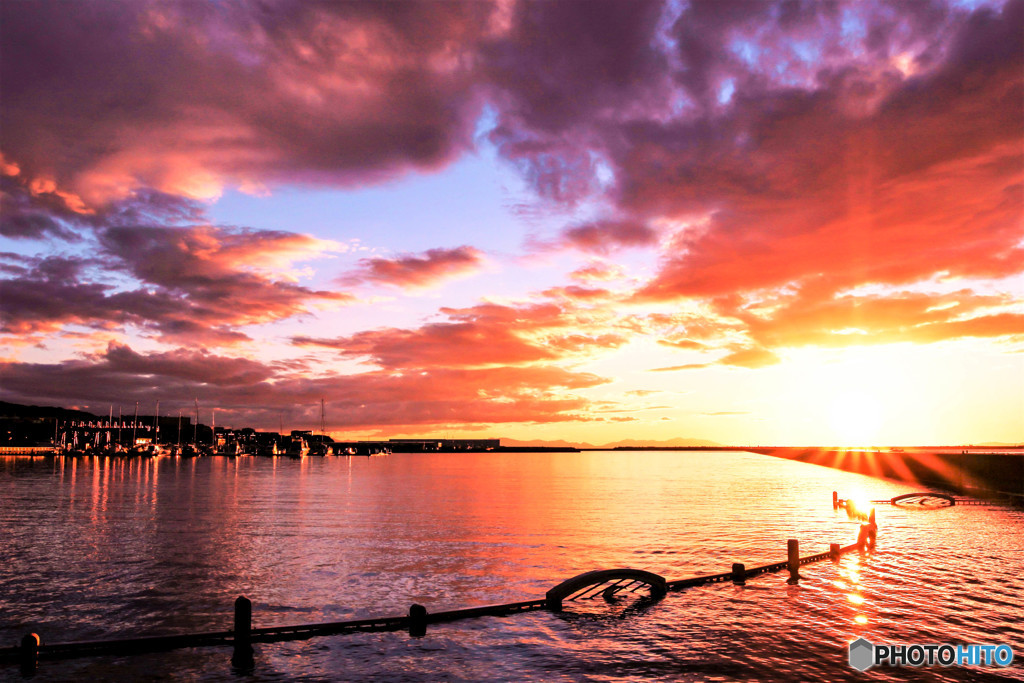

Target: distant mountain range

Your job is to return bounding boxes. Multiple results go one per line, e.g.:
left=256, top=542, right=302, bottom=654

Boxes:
left=0, top=401, right=97, bottom=421
left=502, top=436, right=722, bottom=449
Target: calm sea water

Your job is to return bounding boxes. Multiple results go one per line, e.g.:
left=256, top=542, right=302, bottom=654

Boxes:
left=1, top=451, right=1022, bottom=682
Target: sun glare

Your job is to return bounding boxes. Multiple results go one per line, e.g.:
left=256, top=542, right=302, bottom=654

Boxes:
left=829, top=390, right=883, bottom=446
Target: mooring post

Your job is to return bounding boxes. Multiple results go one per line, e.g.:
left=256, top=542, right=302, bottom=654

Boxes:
left=787, top=539, right=801, bottom=584
left=409, top=603, right=428, bottom=637
left=833, top=491, right=838, bottom=510
left=20, top=633, right=40, bottom=676
left=231, top=595, right=254, bottom=670
left=866, top=508, right=877, bottom=548
left=731, top=563, right=746, bottom=585
left=857, top=524, right=867, bottom=550
left=830, top=543, right=841, bottom=560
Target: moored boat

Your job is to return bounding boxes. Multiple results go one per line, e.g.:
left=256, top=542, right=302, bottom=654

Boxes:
left=285, top=436, right=309, bottom=458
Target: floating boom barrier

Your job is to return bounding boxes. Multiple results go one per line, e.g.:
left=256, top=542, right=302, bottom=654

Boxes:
left=3, top=498, right=883, bottom=674
left=833, top=489, right=1009, bottom=510
left=879, top=492, right=956, bottom=507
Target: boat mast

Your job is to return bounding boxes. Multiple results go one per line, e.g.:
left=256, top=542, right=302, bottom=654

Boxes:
left=132, top=401, right=139, bottom=446
left=177, top=410, right=182, bottom=447
left=211, top=409, right=216, bottom=450
left=108, top=405, right=113, bottom=448
left=320, top=398, right=326, bottom=439
left=194, top=398, right=199, bottom=448
left=154, top=400, right=160, bottom=445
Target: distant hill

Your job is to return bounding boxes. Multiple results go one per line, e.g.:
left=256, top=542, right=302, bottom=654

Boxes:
left=501, top=438, right=586, bottom=449
left=0, top=401, right=97, bottom=421
left=599, top=437, right=723, bottom=448
left=0, top=401, right=103, bottom=446
left=502, top=436, right=722, bottom=449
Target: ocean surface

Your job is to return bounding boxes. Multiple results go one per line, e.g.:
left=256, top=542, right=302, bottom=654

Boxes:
left=1, top=450, right=1022, bottom=682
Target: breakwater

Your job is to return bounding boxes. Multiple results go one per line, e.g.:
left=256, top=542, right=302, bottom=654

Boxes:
left=749, top=447, right=1024, bottom=502
left=2, top=528, right=873, bottom=675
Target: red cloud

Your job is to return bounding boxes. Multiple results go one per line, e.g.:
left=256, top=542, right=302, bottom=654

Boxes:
left=342, top=246, right=485, bottom=289
left=630, top=4, right=1020, bottom=301
left=569, top=261, right=627, bottom=282
left=657, top=338, right=707, bottom=351
left=295, top=323, right=560, bottom=369
left=0, top=345, right=610, bottom=432
left=651, top=344, right=779, bottom=371
left=740, top=289, right=1024, bottom=349
left=541, top=285, right=612, bottom=301
left=648, top=287, right=1024, bottom=371
left=294, top=300, right=629, bottom=370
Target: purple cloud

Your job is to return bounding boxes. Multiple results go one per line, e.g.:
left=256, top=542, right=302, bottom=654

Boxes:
left=341, top=246, right=485, bottom=289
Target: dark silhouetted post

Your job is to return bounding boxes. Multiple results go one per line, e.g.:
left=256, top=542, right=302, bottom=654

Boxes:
left=857, top=524, right=868, bottom=550
left=546, top=589, right=563, bottom=612
left=830, top=543, right=841, bottom=560
left=732, top=563, right=746, bottom=585
left=866, top=508, right=877, bottom=548
left=787, top=539, right=801, bottom=584
left=231, top=596, right=254, bottom=670
left=409, top=604, right=428, bottom=637
left=833, top=491, right=838, bottom=510
left=20, top=633, right=39, bottom=676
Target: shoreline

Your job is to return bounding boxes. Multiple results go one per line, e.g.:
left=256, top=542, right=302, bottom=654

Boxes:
left=5, top=444, right=1024, bottom=505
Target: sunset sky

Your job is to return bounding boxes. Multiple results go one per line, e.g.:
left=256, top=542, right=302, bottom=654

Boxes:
left=1, top=0, right=1022, bottom=446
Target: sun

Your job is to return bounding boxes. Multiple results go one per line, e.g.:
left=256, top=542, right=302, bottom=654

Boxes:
left=829, top=390, right=883, bottom=446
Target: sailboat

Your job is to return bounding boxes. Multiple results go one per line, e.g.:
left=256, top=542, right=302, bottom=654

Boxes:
left=309, top=398, right=331, bottom=456
left=179, top=398, right=203, bottom=457
left=127, top=400, right=169, bottom=457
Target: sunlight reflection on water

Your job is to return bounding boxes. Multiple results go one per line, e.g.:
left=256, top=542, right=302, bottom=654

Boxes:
left=1, top=451, right=1022, bottom=681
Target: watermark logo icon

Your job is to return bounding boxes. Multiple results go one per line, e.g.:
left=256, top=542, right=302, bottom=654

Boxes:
left=848, top=638, right=1014, bottom=671
left=849, top=637, right=874, bottom=671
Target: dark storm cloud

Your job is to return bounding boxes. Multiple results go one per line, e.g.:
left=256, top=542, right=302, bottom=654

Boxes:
left=0, top=0, right=499, bottom=206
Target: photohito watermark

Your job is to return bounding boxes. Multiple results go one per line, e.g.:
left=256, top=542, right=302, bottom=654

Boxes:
left=848, top=637, right=1014, bottom=672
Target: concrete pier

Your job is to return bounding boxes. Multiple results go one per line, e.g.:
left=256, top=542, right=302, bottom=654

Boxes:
left=749, top=447, right=1023, bottom=502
